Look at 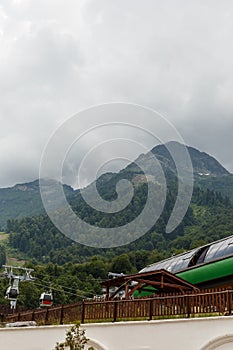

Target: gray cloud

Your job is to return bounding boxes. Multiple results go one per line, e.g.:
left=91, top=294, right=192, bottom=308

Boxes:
left=0, top=0, right=233, bottom=187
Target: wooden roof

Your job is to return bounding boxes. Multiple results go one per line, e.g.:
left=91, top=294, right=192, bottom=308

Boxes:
left=101, top=269, right=199, bottom=299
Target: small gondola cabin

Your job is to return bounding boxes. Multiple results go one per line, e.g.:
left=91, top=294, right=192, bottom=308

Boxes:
left=39, top=292, right=53, bottom=307
left=5, top=286, right=19, bottom=301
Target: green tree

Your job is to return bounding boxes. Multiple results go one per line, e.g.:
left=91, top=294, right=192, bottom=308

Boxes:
left=0, top=245, right=6, bottom=267
left=110, top=254, right=134, bottom=274
left=54, top=323, right=94, bottom=350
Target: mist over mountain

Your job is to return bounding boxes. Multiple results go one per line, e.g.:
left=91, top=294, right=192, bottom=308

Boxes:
left=0, top=141, right=232, bottom=229
left=0, top=180, right=74, bottom=229
left=3, top=141, right=233, bottom=275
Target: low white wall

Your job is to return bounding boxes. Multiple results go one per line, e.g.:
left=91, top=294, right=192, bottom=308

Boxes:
left=84, top=317, right=233, bottom=350
left=0, top=324, right=68, bottom=350
left=1, top=316, right=233, bottom=350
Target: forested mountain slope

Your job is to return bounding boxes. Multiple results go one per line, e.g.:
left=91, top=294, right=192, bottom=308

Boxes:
left=0, top=180, right=74, bottom=228
left=6, top=186, right=233, bottom=265
left=1, top=141, right=233, bottom=309
left=2, top=142, right=233, bottom=263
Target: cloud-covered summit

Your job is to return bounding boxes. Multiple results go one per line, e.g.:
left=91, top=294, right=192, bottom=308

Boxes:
left=0, top=0, right=233, bottom=187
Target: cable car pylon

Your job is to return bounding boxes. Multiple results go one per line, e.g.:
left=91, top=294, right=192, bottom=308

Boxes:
left=2, top=265, right=35, bottom=310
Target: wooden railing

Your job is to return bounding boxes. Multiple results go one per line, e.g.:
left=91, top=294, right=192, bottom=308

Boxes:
left=3, top=288, right=233, bottom=325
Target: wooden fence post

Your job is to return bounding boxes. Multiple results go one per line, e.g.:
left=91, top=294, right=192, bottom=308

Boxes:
left=81, top=301, right=85, bottom=324
left=0, top=313, right=4, bottom=323
left=227, top=290, right=232, bottom=315
left=113, top=301, right=117, bottom=322
left=149, top=298, right=153, bottom=321
left=45, top=308, right=49, bottom=324
left=60, top=305, right=64, bottom=325
left=186, top=295, right=191, bottom=318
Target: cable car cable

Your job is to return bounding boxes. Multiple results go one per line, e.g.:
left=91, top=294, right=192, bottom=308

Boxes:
left=33, top=276, right=94, bottom=297
left=32, top=280, right=88, bottom=299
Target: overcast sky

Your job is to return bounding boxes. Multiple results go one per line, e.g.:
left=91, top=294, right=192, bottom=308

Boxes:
left=0, top=0, right=233, bottom=188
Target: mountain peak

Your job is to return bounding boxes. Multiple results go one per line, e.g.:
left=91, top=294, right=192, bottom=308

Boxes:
left=151, top=141, right=229, bottom=177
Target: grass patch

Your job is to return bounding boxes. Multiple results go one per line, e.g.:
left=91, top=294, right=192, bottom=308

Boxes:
left=0, top=232, right=8, bottom=241
left=6, top=257, right=26, bottom=267
left=0, top=232, right=27, bottom=267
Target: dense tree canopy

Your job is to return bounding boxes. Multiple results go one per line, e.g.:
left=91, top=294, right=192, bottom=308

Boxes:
left=0, top=185, right=232, bottom=309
